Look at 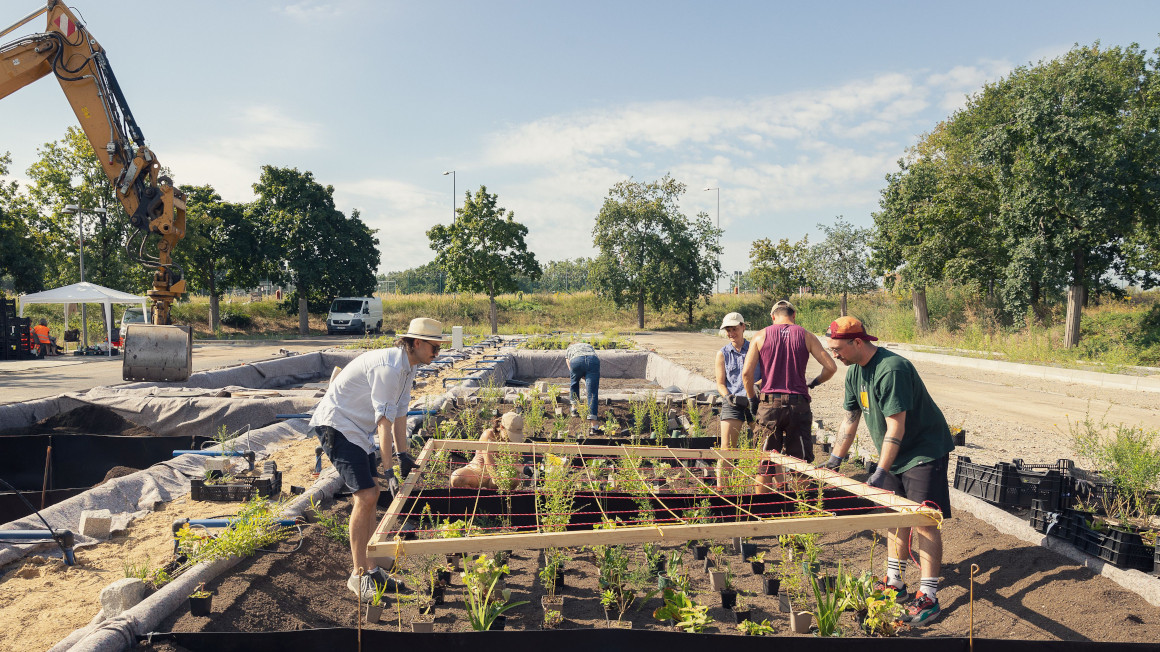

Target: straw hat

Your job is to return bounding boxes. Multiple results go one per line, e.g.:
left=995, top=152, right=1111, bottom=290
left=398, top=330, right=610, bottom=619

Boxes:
left=402, top=317, right=451, bottom=342
left=501, top=412, right=525, bottom=443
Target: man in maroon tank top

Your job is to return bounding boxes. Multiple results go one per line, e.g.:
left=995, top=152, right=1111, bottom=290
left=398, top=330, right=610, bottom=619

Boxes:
left=741, top=300, right=836, bottom=491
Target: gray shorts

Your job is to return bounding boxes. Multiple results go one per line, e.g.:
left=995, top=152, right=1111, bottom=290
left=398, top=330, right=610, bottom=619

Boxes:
left=314, top=425, right=379, bottom=492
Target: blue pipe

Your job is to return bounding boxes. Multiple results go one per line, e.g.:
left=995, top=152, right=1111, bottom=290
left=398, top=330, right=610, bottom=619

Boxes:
left=276, top=413, right=311, bottom=419
left=0, top=529, right=75, bottom=565
left=406, top=409, right=439, bottom=417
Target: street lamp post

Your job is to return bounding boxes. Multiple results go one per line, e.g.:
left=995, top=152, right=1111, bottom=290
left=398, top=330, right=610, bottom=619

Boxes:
left=703, top=187, right=720, bottom=294
left=442, top=170, right=456, bottom=221
left=62, top=204, right=106, bottom=347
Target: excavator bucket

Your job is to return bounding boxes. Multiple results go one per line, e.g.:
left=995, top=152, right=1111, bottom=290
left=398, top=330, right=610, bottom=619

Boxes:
left=122, top=324, right=193, bottom=382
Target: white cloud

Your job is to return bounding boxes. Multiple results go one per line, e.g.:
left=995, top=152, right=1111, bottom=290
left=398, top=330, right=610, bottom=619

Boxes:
left=276, top=1, right=351, bottom=22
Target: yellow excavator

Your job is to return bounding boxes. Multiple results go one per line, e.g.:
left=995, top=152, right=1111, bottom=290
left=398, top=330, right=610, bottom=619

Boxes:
left=1, top=1, right=192, bottom=382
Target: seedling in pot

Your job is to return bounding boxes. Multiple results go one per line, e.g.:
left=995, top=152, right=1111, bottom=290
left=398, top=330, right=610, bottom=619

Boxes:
left=737, top=618, right=775, bottom=636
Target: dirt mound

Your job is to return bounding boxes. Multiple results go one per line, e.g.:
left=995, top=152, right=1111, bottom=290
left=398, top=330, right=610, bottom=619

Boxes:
left=0, top=405, right=153, bottom=437
left=93, top=466, right=141, bottom=487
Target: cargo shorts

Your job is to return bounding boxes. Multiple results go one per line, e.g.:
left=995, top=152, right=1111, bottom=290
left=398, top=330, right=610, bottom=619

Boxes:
left=755, top=392, right=814, bottom=471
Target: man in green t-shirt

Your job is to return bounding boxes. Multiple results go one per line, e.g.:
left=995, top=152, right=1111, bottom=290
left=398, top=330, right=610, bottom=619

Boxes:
left=822, top=316, right=953, bottom=627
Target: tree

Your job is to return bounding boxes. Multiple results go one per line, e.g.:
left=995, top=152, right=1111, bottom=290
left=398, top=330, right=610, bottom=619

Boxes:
left=749, top=236, right=811, bottom=299
left=25, top=127, right=141, bottom=296
left=812, top=217, right=875, bottom=316
left=251, top=166, right=379, bottom=335
left=0, top=153, right=48, bottom=294
left=976, top=43, right=1158, bottom=347
left=665, top=211, right=722, bottom=324
left=175, top=185, right=269, bottom=332
left=591, top=175, right=720, bottom=328
left=428, top=186, right=541, bottom=334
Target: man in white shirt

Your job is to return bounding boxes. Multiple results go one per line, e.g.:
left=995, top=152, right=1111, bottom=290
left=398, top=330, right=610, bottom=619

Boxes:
left=310, top=317, right=448, bottom=600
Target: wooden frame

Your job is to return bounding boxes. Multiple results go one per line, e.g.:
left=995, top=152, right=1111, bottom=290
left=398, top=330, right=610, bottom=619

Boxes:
left=366, top=439, right=940, bottom=566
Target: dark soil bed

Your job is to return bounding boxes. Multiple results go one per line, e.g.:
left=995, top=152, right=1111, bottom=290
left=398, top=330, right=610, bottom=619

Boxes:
left=0, top=404, right=156, bottom=436
left=150, top=468, right=1160, bottom=643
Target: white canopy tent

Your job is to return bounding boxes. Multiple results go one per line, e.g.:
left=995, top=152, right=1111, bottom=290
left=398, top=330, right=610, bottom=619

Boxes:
left=19, top=282, right=147, bottom=357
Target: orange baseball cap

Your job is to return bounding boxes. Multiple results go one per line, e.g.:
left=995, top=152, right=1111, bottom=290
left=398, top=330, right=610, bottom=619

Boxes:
left=827, top=316, right=878, bottom=341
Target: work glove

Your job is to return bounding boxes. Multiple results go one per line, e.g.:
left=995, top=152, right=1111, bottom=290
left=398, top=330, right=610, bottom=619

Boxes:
left=819, top=454, right=843, bottom=471
left=394, top=451, right=417, bottom=478
left=723, top=394, right=737, bottom=407
left=866, top=466, right=897, bottom=491
left=734, top=396, right=750, bottom=411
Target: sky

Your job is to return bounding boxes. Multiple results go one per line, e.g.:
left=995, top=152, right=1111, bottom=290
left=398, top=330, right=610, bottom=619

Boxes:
left=3, top=1, right=1159, bottom=281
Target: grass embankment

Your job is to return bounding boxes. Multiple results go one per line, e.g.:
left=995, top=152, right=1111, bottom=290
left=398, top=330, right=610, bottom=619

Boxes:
left=16, top=287, right=1160, bottom=368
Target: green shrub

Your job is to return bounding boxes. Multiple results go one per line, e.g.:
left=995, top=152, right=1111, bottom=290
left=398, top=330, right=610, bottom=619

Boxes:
left=219, top=312, right=253, bottom=329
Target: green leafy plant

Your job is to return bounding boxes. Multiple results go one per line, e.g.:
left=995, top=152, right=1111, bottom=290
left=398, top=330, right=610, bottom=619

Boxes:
left=175, top=496, right=293, bottom=566
left=808, top=561, right=843, bottom=637
left=838, top=569, right=876, bottom=613
left=747, top=551, right=766, bottom=564
left=737, top=618, right=775, bottom=636
left=543, top=609, right=563, bottom=629
left=863, top=587, right=906, bottom=636
left=461, top=554, right=529, bottom=631
left=1070, top=415, right=1160, bottom=522
left=370, top=578, right=389, bottom=607
left=538, top=548, right=568, bottom=600
left=309, top=496, right=349, bottom=543
left=652, top=588, right=712, bottom=632
left=436, top=518, right=467, bottom=538
left=123, top=558, right=150, bottom=581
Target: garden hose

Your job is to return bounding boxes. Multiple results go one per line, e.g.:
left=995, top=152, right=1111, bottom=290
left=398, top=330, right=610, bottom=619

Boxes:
left=0, top=475, right=75, bottom=564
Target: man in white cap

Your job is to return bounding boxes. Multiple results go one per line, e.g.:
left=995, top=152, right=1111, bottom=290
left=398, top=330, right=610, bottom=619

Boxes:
left=714, top=311, right=761, bottom=490
left=310, top=316, right=448, bottom=600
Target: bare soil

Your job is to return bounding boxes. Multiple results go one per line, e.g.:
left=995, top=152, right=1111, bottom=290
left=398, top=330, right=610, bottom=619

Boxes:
left=0, top=405, right=156, bottom=437
left=147, top=454, right=1160, bottom=643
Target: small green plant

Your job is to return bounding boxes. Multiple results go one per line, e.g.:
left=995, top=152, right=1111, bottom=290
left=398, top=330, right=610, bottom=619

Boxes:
left=863, top=587, right=906, bottom=636
left=738, top=618, right=776, bottom=636
left=461, top=554, right=529, bottom=631
left=309, top=496, right=349, bottom=544
left=189, top=582, right=212, bottom=599
left=808, top=561, right=842, bottom=637
left=543, top=608, right=563, bottom=629
left=1070, top=415, right=1160, bottom=522
left=370, top=578, right=389, bottom=607
left=708, top=542, right=726, bottom=569
left=436, top=518, right=467, bottom=538
left=838, top=569, right=876, bottom=613
left=123, top=558, right=150, bottom=581
left=652, top=588, right=713, bottom=632
left=539, top=548, right=567, bottom=599
left=747, top=551, right=766, bottom=564
left=685, top=398, right=704, bottom=438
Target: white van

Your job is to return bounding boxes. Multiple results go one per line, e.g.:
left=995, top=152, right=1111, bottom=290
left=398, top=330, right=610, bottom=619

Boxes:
left=326, top=297, right=383, bottom=335
left=119, top=307, right=149, bottom=343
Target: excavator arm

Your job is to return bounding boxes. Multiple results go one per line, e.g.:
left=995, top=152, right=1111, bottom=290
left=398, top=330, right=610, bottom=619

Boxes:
left=2, top=1, right=191, bottom=381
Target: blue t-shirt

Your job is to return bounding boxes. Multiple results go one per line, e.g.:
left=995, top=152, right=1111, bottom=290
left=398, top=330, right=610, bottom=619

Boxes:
left=721, top=340, right=760, bottom=396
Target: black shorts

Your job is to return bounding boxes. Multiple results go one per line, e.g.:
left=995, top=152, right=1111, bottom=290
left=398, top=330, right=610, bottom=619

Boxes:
left=719, top=396, right=755, bottom=423
left=755, top=393, right=814, bottom=465
left=314, top=425, right=379, bottom=492
left=896, top=455, right=952, bottom=519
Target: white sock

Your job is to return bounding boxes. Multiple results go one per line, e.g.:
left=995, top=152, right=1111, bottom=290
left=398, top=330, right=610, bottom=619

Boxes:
left=886, top=557, right=906, bottom=587
left=920, top=577, right=939, bottom=600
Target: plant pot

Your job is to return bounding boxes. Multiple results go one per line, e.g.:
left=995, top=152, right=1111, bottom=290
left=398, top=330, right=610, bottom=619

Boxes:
left=432, top=584, right=445, bottom=605
left=952, top=429, right=967, bottom=447
left=732, top=607, right=751, bottom=624
left=778, top=592, right=791, bottom=613
left=750, top=561, right=765, bottom=575
left=541, top=595, right=564, bottom=611
left=693, top=545, right=708, bottom=560
left=188, top=594, right=213, bottom=617
left=789, top=610, right=813, bottom=634
left=708, top=570, right=727, bottom=591
left=437, top=569, right=452, bottom=585
left=702, top=557, right=713, bottom=573
left=763, top=575, right=780, bottom=596
left=657, top=575, right=672, bottom=590
left=556, top=568, right=566, bottom=588
left=608, top=620, right=632, bottom=629
left=732, top=537, right=743, bottom=553
left=365, top=603, right=384, bottom=622
left=411, top=617, right=435, bottom=633
left=650, top=558, right=666, bottom=576
left=487, top=615, right=506, bottom=631
left=720, top=589, right=737, bottom=609
left=739, top=542, right=757, bottom=559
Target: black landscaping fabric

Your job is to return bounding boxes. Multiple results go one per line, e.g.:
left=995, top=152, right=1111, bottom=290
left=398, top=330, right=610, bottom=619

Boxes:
left=148, top=629, right=1160, bottom=652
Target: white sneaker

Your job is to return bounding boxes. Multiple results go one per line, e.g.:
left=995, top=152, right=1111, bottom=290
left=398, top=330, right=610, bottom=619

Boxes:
left=347, top=572, right=378, bottom=601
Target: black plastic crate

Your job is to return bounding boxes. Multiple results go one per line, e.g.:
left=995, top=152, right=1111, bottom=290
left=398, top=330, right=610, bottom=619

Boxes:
left=1098, top=527, right=1156, bottom=573
left=190, top=470, right=282, bottom=502
left=1011, top=459, right=1071, bottom=511
left=1155, top=545, right=1160, bottom=578
left=954, top=457, right=1019, bottom=505
left=1073, top=516, right=1105, bottom=557
left=1030, top=501, right=1082, bottom=542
